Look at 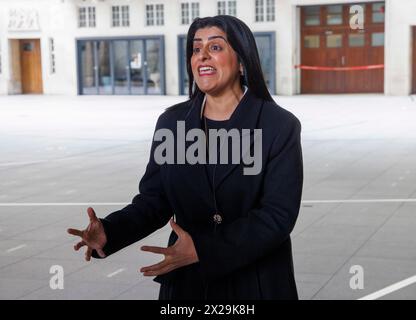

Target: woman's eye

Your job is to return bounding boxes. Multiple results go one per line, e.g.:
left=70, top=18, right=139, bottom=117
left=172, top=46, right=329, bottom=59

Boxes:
left=192, top=47, right=200, bottom=53
left=211, top=45, right=221, bottom=51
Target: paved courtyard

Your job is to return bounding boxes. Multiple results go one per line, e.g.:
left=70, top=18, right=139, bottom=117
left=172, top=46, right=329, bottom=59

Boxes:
left=0, top=94, right=415, bottom=300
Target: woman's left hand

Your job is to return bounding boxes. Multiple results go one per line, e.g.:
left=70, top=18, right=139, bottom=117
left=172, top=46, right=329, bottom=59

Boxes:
left=140, top=219, right=199, bottom=276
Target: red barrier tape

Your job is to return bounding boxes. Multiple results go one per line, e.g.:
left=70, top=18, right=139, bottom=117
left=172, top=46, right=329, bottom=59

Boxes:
left=294, top=64, right=384, bottom=71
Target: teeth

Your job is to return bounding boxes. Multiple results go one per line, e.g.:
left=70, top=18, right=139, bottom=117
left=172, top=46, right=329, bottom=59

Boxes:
left=199, top=66, right=215, bottom=72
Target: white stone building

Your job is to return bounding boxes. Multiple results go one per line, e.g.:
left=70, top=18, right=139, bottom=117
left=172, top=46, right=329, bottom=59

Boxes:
left=0, top=0, right=413, bottom=96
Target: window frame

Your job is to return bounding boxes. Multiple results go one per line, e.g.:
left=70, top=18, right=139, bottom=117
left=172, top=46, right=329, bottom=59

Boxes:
left=112, top=6, right=120, bottom=27
left=112, top=5, right=130, bottom=27
left=78, top=6, right=96, bottom=28
left=155, top=4, right=164, bottom=26
left=217, top=0, right=237, bottom=16
left=255, top=0, right=275, bottom=22
left=87, top=7, right=96, bottom=27
left=146, top=4, right=155, bottom=26
left=181, top=2, right=199, bottom=25
left=121, top=5, right=130, bottom=27
left=49, top=38, right=56, bottom=74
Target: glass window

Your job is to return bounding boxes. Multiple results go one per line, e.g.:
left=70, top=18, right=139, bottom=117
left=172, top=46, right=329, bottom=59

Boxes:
left=326, top=5, right=343, bottom=25
left=80, top=41, right=96, bottom=94
left=79, top=7, right=95, bottom=28
left=146, top=5, right=154, bottom=26
left=255, top=0, right=274, bottom=22
left=372, top=3, right=385, bottom=23
left=228, top=0, right=237, bottom=16
left=304, top=35, right=320, bottom=48
left=218, top=1, right=236, bottom=16
left=181, top=3, right=189, bottom=24
left=349, top=34, right=365, bottom=47
left=113, top=40, right=129, bottom=95
left=49, top=38, right=56, bottom=74
left=326, top=34, right=342, bottom=48
left=155, top=4, right=164, bottom=25
left=113, top=6, right=129, bottom=27
left=78, top=7, right=86, bottom=27
left=97, top=41, right=112, bottom=95
left=304, top=6, right=320, bottom=26
left=191, top=2, right=199, bottom=21
left=266, top=0, right=275, bottom=22
left=112, top=6, right=120, bottom=27
left=217, top=1, right=226, bottom=15
left=130, top=40, right=145, bottom=95
left=88, top=7, right=96, bottom=27
left=23, top=42, right=33, bottom=51
left=121, top=6, right=130, bottom=27
left=254, top=34, right=274, bottom=92
left=255, top=0, right=264, bottom=22
left=371, top=32, right=384, bottom=46
left=146, top=39, right=162, bottom=94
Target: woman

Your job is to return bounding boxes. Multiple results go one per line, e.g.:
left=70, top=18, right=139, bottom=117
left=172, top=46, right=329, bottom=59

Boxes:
left=67, top=15, right=303, bottom=300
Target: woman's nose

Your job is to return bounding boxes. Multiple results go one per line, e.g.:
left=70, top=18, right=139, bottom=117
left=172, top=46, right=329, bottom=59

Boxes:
left=197, top=47, right=210, bottom=61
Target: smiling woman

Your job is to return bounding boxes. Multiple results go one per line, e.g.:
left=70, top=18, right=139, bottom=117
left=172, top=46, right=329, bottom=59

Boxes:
left=67, top=15, right=303, bottom=300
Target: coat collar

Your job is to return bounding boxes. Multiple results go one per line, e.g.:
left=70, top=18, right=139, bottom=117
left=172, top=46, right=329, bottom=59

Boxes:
left=183, top=88, right=265, bottom=191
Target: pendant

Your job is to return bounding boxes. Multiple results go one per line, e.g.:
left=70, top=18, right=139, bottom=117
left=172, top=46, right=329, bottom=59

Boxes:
left=213, top=213, right=223, bottom=224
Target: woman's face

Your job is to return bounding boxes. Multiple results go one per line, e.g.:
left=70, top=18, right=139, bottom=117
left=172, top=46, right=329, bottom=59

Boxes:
left=190, top=26, right=241, bottom=96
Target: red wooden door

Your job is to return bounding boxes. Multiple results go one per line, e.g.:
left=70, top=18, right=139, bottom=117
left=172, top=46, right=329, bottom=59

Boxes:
left=301, top=2, right=385, bottom=93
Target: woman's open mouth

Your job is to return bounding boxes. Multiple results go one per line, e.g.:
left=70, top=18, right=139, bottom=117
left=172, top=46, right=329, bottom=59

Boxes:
left=198, top=65, right=217, bottom=76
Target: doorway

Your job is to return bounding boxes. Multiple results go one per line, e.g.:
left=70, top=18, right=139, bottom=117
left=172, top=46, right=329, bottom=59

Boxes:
left=300, top=2, right=385, bottom=93
left=77, top=37, right=165, bottom=95
left=19, top=39, right=43, bottom=94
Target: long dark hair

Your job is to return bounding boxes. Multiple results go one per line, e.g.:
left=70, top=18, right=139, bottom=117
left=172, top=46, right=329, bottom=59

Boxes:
left=186, top=15, right=273, bottom=101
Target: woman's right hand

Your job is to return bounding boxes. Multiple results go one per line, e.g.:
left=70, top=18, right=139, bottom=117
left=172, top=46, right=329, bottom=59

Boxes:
left=67, top=207, right=107, bottom=261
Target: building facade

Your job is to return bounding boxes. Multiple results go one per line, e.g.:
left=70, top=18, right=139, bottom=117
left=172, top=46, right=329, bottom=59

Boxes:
left=0, top=0, right=414, bottom=96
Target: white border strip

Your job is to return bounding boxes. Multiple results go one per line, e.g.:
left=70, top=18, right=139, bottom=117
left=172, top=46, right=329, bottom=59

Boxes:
left=358, top=275, right=416, bottom=300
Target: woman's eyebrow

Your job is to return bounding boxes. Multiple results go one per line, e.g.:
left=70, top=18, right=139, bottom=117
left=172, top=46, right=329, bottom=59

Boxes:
left=193, top=35, right=228, bottom=43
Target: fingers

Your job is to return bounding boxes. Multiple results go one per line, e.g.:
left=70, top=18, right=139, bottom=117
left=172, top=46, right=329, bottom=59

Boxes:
left=141, top=245, right=169, bottom=255
left=140, top=259, right=173, bottom=276
left=67, top=228, right=83, bottom=237
left=87, top=207, right=98, bottom=222
left=96, top=248, right=106, bottom=258
left=74, top=240, right=86, bottom=251
left=85, top=247, right=92, bottom=261
left=140, top=259, right=166, bottom=273
left=170, top=219, right=185, bottom=237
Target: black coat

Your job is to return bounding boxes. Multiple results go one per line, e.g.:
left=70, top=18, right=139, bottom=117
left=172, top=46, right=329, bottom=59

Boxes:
left=93, top=89, right=303, bottom=300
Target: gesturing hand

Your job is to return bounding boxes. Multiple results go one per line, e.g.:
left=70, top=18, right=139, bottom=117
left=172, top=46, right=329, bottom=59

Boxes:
left=67, top=207, right=107, bottom=261
left=140, top=219, right=199, bottom=276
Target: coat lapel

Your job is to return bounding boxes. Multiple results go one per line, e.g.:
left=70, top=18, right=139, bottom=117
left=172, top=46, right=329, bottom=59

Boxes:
left=212, top=90, right=264, bottom=191
left=181, top=93, right=216, bottom=195
left=182, top=90, right=264, bottom=192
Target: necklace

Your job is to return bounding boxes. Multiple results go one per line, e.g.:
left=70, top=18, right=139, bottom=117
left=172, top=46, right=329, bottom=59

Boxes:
left=203, top=116, right=222, bottom=225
